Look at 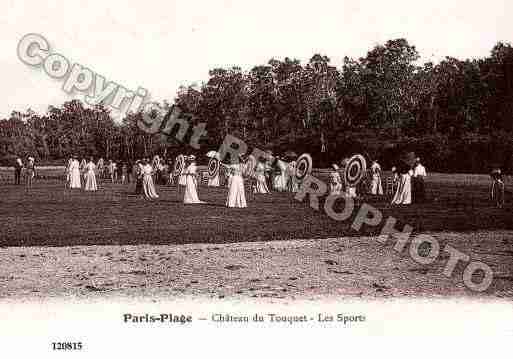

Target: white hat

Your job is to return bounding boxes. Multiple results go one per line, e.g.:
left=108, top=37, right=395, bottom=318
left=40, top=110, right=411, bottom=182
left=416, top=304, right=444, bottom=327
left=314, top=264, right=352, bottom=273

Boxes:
left=332, top=164, right=339, bottom=170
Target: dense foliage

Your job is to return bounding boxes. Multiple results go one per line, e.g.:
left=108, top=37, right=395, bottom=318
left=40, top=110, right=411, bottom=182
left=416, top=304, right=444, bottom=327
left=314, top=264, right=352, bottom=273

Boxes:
left=2, top=39, right=513, bottom=172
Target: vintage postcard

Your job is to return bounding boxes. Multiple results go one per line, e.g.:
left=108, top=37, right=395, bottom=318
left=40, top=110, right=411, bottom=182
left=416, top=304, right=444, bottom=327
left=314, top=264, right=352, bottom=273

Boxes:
left=1, top=0, right=512, bottom=357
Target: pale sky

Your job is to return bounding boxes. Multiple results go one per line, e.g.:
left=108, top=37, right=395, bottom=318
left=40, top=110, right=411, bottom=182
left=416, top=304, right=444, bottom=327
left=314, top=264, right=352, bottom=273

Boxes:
left=1, top=0, right=511, bottom=119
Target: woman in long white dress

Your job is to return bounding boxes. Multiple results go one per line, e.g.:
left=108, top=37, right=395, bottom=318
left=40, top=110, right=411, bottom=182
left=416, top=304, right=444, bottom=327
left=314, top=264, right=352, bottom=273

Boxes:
left=254, top=160, right=270, bottom=194
left=391, top=163, right=412, bottom=205
left=370, top=160, right=384, bottom=195
left=70, top=157, right=81, bottom=189
left=84, top=158, right=98, bottom=191
left=226, top=159, right=247, bottom=208
left=329, top=164, right=343, bottom=195
left=183, top=156, right=205, bottom=204
left=141, top=160, right=159, bottom=199
left=273, top=159, right=288, bottom=192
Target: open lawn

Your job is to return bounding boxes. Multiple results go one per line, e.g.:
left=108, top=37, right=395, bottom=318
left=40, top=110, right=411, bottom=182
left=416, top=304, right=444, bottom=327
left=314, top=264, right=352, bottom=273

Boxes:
left=0, top=169, right=512, bottom=247
left=1, top=170, right=512, bottom=299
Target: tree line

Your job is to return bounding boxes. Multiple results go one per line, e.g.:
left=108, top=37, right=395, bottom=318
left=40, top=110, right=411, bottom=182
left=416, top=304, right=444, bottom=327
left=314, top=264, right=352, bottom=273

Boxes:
left=1, top=38, right=513, bottom=172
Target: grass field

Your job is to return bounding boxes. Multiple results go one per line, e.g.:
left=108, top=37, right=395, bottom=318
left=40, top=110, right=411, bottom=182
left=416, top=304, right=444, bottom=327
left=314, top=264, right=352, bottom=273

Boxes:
left=1, top=168, right=512, bottom=299
left=0, top=168, right=512, bottom=247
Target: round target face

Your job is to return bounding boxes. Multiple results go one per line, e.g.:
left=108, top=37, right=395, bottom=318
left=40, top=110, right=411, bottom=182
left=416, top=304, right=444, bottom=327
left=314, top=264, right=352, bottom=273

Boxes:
left=344, top=154, right=367, bottom=187
left=173, top=155, right=185, bottom=177
left=207, top=158, right=220, bottom=178
left=295, top=153, right=313, bottom=181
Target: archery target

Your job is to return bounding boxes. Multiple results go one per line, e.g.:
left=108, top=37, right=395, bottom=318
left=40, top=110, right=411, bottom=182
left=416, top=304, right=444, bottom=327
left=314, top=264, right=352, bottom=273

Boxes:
left=295, top=153, right=313, bottom=181
left=207, top=158, right=220, bottom=178
left=344, top=154, right=367, bottom=187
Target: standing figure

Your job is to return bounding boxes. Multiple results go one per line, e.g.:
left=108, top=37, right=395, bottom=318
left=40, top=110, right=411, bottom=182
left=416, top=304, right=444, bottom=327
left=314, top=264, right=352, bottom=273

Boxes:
left=391, top=162, right=412, bottom=205
left=329, top=164, right=343, bottom=195
left=133, top=160, right=143, bottom=194
left=370, top=160, right=384, bottom=195
left=183, top=155, right=204, bottom=204
left=65, top=157, right=73, bottom=187
left=108, top=160, right=116, bottom=183
left=178, top=157, right=187, bottom=187
left=121, top=162, right=128, bottom=185
left=69, top=156, right=82, bottom=189
left=79, top=158, right=87, bottom=183
left=25, top=157, right=36, bottom=190
left=490, top=168, right=505, bottom=208
left=226, top=157, right=247, bottom=208
left=97, top=158, right=104, bottom=180
left=254, top=159, right=270, bottom=194
left=14, top=157, right=23, bottom=185
left=412, top=157, right=427, bottom=203
left=84, top=158, right=98, bottom=191
left=287, top=160, right=299, bottom=193
left=141, top=159, right=159, bottom=199
left=273, top=158, right=288, bottom=192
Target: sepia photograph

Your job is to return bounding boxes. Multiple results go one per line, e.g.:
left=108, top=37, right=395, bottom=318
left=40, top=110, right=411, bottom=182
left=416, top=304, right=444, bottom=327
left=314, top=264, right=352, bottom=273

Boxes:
left=0, top=0, right=512, bottom=357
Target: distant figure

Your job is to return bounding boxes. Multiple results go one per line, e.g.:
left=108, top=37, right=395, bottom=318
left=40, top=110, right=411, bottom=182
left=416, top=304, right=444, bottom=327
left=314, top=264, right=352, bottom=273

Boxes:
left=69, top=156, right=82, bottom=189
left=183, top=155, right=204, bottom=204
left=273, top=158, right=288, bottom=192
left=14, top=157, right=23, bottom=185
left=133, top=160, right=143, bottom=195
left=412, top=157, right=427, bottom=203
left=25, top=157, right=36, bottom=190
left=370, top=160, right=384, bottom=195
left=329, top=164, right=343, bottom=195
left=141, top=159, right=159, bottom=199
left=97, top=158, right=105, bottom=179
left=226, top=157, right=247, bottom=208
left=490, top=168, right=504, bottom=208
left=84, top=158, right=98, bottom=191
left=108, top=160, right=118, bottom=183
left=254, top=159, right=270, bottom=194
left=121, top=163, right=128, bottom=185
left=391, top=162, right=412, bottom=205
left=287, top=160, right=299, bottom=193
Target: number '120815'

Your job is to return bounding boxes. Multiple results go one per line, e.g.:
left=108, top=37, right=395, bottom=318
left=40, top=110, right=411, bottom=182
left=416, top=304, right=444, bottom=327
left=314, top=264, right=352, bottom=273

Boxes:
left=52, top=342, right=83, bottom=351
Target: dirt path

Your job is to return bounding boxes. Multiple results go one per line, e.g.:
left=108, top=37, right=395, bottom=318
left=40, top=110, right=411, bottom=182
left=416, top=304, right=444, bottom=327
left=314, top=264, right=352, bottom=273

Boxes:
left=1, top=231, right=512, bottom=300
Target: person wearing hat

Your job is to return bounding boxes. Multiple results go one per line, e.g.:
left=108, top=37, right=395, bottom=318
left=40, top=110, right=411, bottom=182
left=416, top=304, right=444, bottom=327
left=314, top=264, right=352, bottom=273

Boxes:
left=391, top=156, right=413, bottom=205
left=69, top=156, right=82, bottom=189
left=25, top=156, right=36, bottom=190
left=273, top=156, right=288, bottom=192
left=183, top=155, right=204, bottom=204
left=254, top=157, right=270, bottom=194
left=133, top=160, right=143, bottom=194
left=141, top=158, right=159, bottom=199
left=84, top=157, right=98, bottom=191
left=225, top=155, right=247, bottom=208
left=329, top=164, right=343, bottom=195
left=412, top=157, right=427, bottom=203
left=370, top=160, right=384, bottom=195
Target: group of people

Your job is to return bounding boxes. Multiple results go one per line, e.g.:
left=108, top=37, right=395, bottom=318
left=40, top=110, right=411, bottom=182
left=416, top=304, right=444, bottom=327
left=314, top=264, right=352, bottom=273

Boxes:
left=13, top=156, right=36, bottom=189
left=327, top=157, right=428, bottom=206
left=66, top=156, right=98, bottom=191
